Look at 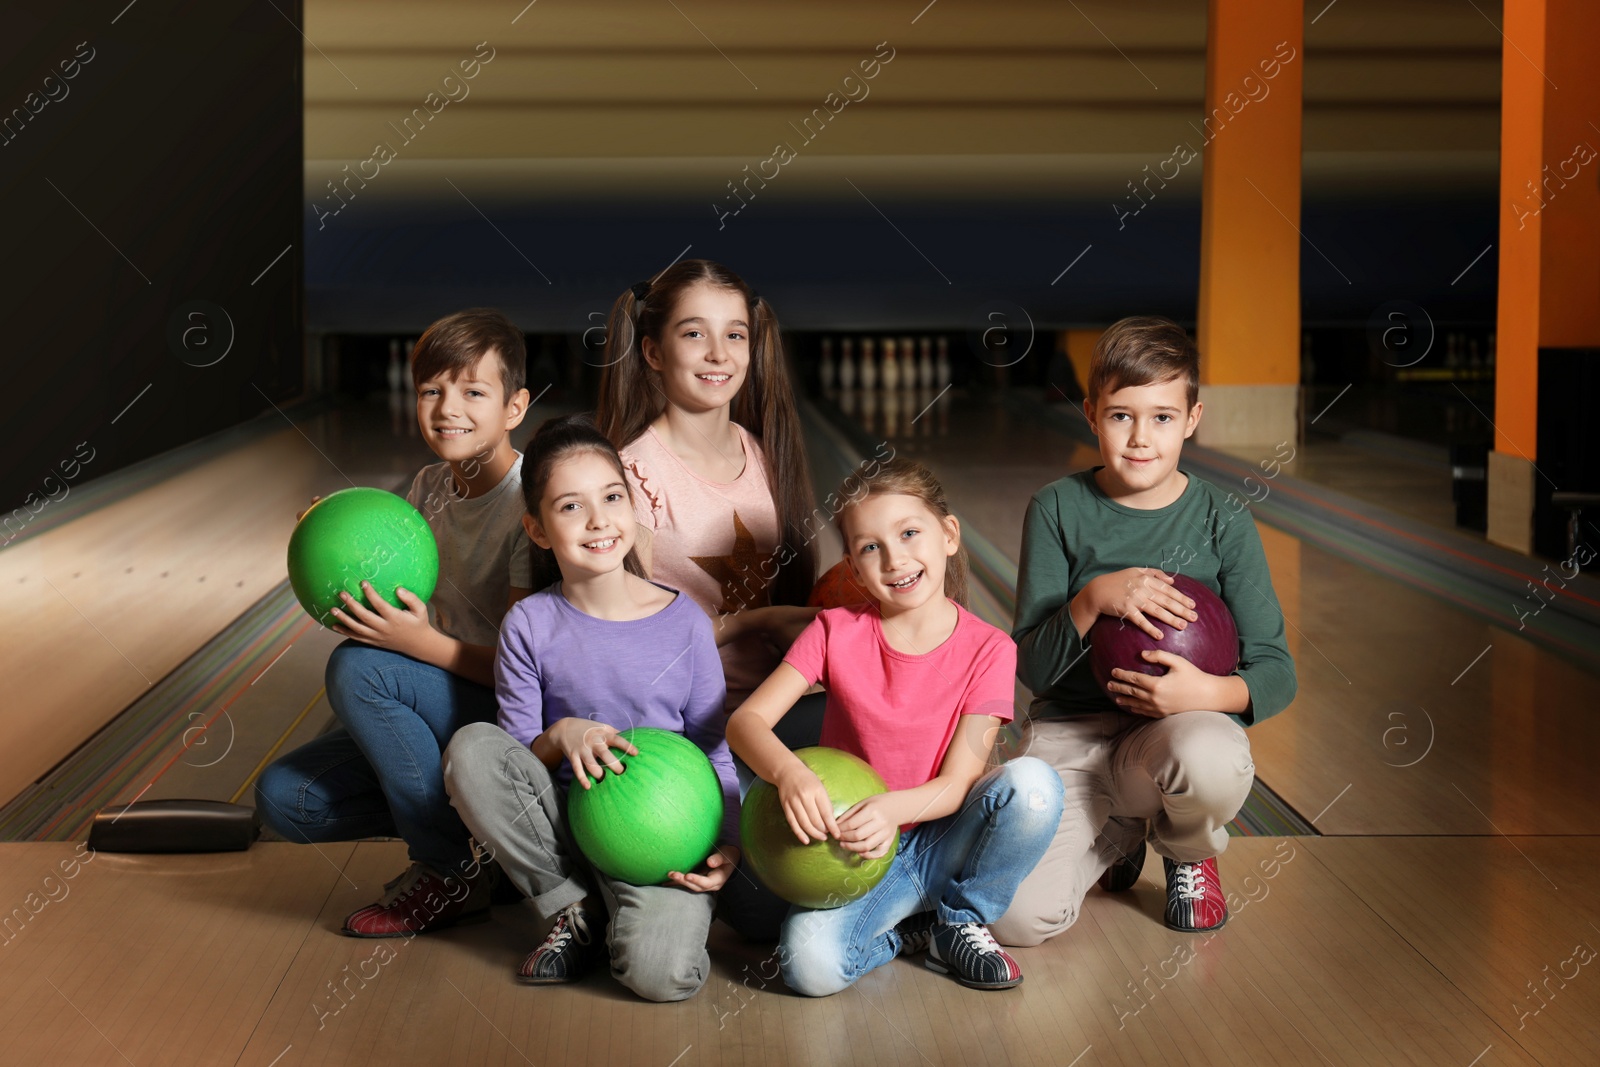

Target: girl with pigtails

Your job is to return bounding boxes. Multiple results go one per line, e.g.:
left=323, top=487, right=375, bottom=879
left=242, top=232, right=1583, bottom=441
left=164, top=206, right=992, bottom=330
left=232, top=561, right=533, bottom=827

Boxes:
left=596, top=260, right=822, bottom=720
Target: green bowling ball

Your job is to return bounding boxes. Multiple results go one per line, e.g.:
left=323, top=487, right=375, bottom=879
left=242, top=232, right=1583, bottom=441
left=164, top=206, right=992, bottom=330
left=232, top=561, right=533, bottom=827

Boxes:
left=286, top=487, right=439, bottom=628
left=566, top=727, right=725, bottom=886
left=741, top=746, right=899, bottom=909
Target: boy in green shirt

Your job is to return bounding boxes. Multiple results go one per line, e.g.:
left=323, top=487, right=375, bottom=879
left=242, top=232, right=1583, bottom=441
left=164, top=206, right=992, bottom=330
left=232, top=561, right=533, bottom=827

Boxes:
left=992, top=317, right=1296, bottom=945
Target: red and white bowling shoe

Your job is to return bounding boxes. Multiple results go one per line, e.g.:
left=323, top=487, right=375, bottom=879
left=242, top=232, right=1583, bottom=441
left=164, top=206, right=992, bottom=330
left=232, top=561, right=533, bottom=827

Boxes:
left=342, top=861, right=494, bottom=938
left=1163, top=856, right=1227, bottom=932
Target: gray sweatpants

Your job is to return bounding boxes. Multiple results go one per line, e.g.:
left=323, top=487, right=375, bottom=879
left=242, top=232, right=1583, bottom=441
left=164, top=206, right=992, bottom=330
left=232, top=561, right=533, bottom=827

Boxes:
left=990, top=710, right=1254, bottom=947
left=442, top=721, right=716, bottom=1002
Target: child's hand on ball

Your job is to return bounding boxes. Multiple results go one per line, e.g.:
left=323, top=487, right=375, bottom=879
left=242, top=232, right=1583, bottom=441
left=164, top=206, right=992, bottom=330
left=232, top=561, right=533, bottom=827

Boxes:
left=546, top=717, right=638, bottom=788
left=1109, top=650, right=1221, bottom=717
left=836, top=794, right=897, bottom=859
left=775, top=763, right=839, bottom=844
left=667, top=846, right=741, bottom=893
left=330, top=581, right=436, bottom=659
left=1079, top=567, right=1197, bottom=640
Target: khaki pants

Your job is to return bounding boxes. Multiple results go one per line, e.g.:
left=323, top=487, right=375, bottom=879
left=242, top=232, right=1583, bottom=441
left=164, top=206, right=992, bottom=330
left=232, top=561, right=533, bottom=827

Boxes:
left=991, top=710, right=1253, bottom=947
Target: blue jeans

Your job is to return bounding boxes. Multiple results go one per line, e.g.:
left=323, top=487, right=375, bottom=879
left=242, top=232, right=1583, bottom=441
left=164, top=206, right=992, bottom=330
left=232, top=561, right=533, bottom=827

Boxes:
left=779, top=757, right=1064, bottom=997
left=254, top=641, right=499, bottom=874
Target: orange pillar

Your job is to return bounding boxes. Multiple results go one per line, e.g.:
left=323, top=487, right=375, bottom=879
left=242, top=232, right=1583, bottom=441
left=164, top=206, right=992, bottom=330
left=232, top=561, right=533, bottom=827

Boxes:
left=1194, top=0, right=1304, bottom=449
left=1064, top=328, right=1100, bottom=394
left=1490, top=0, right=1600, bottom=553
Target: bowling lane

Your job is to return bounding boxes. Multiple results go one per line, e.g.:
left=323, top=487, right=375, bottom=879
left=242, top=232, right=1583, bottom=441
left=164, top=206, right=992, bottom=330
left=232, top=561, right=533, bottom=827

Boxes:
left=812, top=383, right=1600, bottom=837
left=13, top=380, right=1599, bottom=842
left=0, top=397, right=567, bottom=837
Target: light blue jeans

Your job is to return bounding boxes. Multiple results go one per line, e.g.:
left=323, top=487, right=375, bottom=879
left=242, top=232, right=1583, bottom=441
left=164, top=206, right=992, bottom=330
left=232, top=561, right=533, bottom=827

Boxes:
left=254, top=641, right=498, bottom=875
left=779, top=756, right=1064, bottom=997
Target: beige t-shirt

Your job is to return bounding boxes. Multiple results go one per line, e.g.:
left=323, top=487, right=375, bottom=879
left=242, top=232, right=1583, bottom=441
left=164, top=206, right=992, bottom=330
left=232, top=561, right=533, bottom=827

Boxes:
left=620, top=424, right=784, bottom=710
left=405, top=454, right=532, bottom=649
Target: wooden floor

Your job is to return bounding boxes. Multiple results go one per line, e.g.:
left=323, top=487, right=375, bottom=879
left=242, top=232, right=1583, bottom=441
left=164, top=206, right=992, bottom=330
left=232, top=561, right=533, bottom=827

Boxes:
left=3, top=837, right=1592, bottom=1066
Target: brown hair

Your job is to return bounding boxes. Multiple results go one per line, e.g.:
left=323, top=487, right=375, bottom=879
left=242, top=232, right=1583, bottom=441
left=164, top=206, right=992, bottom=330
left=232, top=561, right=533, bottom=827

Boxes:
left=521, top=414, right=646, bottom=591
left=1088, top=316, right=1199, bottom=409
left=595, top=260, right=817, bottom=608
left=410, top=308, right=527, bottom=400
left=836, top=458, right=969, bottom=609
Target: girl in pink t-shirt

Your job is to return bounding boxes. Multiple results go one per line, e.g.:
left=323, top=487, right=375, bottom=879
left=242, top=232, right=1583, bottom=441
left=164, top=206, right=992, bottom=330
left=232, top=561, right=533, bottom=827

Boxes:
left=596, top=260, right=821, bottom=714
left=727, top=459, right=1064, bottom=995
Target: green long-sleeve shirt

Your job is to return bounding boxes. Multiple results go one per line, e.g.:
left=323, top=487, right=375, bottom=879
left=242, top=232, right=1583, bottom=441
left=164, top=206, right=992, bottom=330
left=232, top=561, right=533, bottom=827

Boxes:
left=1013, top=469, right=1296, bottom=727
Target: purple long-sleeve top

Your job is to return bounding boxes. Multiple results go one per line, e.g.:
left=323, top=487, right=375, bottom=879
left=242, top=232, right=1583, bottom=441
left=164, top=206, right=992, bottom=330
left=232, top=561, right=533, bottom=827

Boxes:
left=494, top=582, right=738, bottom=847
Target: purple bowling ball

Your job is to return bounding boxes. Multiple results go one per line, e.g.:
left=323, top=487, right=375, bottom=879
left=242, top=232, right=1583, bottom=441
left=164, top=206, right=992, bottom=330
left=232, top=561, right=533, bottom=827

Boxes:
left=1089, top=574, right=1240, bottom=698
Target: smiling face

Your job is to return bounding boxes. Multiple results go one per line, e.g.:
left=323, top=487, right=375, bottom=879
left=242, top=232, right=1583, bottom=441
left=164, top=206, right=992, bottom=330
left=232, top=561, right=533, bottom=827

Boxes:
left=640, top=281, right=751, bottom=413
left=415, top=351, right=517, bottom=462
left=1085, top=377, right=1202, bottom=506
left=841, top=492, right=960, bottom=615
left=524, top=449, right=637, bottom=583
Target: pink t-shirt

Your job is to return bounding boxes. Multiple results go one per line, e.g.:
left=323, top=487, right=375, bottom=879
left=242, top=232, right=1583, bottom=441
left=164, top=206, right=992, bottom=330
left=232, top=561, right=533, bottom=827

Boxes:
left=782, top=603, right=1017, bottom=798
left=620, top=422, right=785, bottom=710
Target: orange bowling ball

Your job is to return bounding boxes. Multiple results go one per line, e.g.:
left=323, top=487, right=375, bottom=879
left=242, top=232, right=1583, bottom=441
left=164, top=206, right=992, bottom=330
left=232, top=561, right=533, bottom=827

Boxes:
left=808, top=558, right=873, bottom=609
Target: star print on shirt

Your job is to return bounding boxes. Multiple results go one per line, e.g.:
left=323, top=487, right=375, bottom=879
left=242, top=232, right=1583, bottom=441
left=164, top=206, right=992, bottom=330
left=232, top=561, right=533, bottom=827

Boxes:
left=690, top=511, right=776, bottom=613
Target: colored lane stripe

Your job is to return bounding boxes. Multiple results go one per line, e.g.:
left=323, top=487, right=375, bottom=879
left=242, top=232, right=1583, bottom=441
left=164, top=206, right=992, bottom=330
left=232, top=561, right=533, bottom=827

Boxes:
left=1199, top=446, right=1600, bottom=612
left=0, top=584, right=315, bottom=840
left=231, top=687, right=327, bottom=805
left=35, top=610, right=316, bottom=839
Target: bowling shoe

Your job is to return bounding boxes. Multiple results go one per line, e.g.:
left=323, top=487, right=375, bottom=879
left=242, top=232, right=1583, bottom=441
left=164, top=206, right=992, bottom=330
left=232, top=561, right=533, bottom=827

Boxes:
left=518, top=902, right=597, bottom=984
left=894, top=910, right=937, bottom=956
left=925, top=922, right=1023, bottom=990
left=341, top=861, right=494, bottom=937
left=1098, top=817, right=1149, bottom=893
left=1163, top=856, right=1228, bottom=932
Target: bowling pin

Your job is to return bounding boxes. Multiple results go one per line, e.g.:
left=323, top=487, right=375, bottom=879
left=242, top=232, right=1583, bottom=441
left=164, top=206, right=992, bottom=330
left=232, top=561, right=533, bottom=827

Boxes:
left=387, top=339, right=404, bottom=394
left=916, top=385, right=935, bottom=437
left=839, top=337, right=857, bottom=389
left=900, top=337, right=916, bottom=386
left=820, top=336, right=837, bottom=392
left=387, top=339, right=405, bottom=434
left=404, top=339, right=419, bottom=436
left=918, top=337, right=934, bottom=388
left=880, top=337, right=899, bottom=390
left=935, top=336, right=951, bottom=386
left=859, top=337, right=878, bottom=390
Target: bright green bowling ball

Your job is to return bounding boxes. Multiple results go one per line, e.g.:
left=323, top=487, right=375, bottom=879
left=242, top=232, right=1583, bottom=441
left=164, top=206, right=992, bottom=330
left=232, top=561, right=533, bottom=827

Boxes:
left=566, top=727, right=725, bottom=886
left=286, top=487, right=439, bottom=629
left=741, top=746, right=899, bottom=909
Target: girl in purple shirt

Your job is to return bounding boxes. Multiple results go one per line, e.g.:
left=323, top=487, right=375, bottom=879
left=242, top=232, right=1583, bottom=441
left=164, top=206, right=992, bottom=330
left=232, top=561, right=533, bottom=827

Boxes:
left=442, top=415, right=738, bottom=1002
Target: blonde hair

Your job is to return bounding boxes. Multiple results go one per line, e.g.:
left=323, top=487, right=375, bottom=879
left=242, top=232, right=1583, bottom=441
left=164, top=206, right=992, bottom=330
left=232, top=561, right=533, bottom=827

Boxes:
left=836, top=458, right=969, bottom=609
